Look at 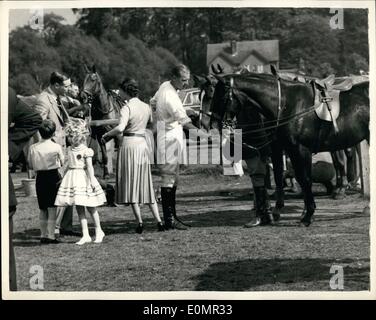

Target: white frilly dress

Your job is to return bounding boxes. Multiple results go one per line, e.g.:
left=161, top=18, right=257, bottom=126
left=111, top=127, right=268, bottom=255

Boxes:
left=54, top=145, right=106, bottom=207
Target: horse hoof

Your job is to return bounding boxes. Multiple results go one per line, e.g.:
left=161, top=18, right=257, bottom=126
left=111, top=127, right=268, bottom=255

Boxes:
left=300, top=215, right=314, bottom=227
left=300, top=220, right=311, bottom=227
left=272, top=207, right=281, bottom=222
left=300, top=210, right=314, bottom=227
left=332, top=191, right=346, bottom=200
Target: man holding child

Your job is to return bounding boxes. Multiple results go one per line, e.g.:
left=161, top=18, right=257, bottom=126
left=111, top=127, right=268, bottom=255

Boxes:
left=34, top=71, right=81, bottom=237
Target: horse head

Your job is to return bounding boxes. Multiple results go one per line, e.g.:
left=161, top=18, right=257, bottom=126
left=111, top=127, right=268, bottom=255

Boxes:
left=192, top=74, right=218, bottom=130
left=194, top=74, right=218, bottom=100
left=209, top=75, right=236, bottom=130
left=81, top=64, right=116, bottom=117
left=210, top=73, right=279, bottom=131
left=82, top=64, right=102, bottom=98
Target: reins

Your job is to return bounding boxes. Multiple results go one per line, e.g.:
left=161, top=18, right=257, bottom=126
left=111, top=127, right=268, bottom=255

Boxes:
left=226, top=77, right=317, bottom=134
left=84, top=84, right=115, bottom=116
left=220, top=76, right=317, bottom=154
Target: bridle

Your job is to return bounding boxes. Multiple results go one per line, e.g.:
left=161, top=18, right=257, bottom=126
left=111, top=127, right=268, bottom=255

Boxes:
left=83, top=83, right=115, bottom=116
left=214, top=75, right=317, bottom=153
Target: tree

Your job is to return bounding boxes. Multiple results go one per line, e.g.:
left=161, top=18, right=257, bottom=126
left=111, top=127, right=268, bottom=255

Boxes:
left=9, top=26, right=62, bottom=93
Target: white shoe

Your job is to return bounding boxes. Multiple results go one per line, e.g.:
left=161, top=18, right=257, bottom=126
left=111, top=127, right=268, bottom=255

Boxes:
left=54, top=228, right=60, bottom=236
left=94, top=231, right=105, bottom=243
left=76, top=236, right=92, bottom=245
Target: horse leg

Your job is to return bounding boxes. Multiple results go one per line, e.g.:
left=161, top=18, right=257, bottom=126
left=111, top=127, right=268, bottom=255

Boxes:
left=271, top=142, right=284, bottom=221
left=345, top=147, right=359, bottom=190
left=88, top=133, right=98, bottom=165
left=99, top=138, right=109, bottom=179
left=287, top=145, right=316, bottom=227
left=331, top=150, right=347, bottom=199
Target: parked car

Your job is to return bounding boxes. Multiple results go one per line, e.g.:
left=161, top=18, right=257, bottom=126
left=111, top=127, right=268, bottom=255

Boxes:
left=178, top=88, right=202, bottom=119
left=178, top=88, right=213, bottom=144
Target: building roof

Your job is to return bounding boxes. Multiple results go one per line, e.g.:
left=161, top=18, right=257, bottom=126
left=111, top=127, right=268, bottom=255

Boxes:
left=207, top=40, right=279, bottom=67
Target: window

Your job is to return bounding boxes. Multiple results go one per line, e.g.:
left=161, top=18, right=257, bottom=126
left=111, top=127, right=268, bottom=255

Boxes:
left=184, top=93, right=192, bottom=105
left=192, top=92, right=201, bottom=105
left=256, top=65, right=264, bottom=73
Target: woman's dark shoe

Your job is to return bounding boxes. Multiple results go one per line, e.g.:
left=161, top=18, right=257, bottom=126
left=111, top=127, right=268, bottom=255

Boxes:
left=41, top=238, right=60, bottom=244
left=135, top=223, right=143, bottom=234
left=157, top=222, right=165, bottom=232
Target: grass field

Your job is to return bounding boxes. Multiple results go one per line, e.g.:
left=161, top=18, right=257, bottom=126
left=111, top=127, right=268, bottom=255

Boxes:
left=10, top=166, right=370, bottom=292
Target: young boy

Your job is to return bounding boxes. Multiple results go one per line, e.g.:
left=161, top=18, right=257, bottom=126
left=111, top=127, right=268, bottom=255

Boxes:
left=28, top=119, right=64, bottom=244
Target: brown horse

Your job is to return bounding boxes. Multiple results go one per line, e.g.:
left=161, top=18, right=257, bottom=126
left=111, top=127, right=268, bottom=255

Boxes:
left=209, top=68, right=369, bottom=226
left=81, top=65, right=122, bottom=178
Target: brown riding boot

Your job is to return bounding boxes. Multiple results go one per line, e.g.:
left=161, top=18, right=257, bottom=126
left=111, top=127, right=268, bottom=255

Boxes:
left=161, top=187, right=174, bottom=230
left=161, top=187, right=187, bottom=231
left=244, top=186, right=272, bottom=228
left=171, top=186, right=188, bottom=230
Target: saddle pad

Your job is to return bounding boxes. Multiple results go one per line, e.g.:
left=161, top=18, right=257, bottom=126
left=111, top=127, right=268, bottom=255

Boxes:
left=314, top=88, right=340, bottom=122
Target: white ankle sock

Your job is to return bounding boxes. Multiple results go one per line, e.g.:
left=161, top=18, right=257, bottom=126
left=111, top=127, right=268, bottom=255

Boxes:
left=94, top=228, right=105, bottom=243
left=76, top=219, right=91, bottom=245
left=91, top=211, right=104, bottom=243
left=39, top=210, right=48, bottom=238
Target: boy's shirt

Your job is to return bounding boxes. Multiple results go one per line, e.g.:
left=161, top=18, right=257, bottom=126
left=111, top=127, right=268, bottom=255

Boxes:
left=28, top=139, right=64, bottom=171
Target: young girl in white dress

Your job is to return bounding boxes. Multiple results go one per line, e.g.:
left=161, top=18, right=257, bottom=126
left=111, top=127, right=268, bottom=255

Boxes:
left=55, top=126, right=106, bottom=245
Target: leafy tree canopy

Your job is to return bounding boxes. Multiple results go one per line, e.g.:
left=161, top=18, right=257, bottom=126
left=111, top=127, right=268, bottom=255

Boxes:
left=10, top=8, right=369, bottom=97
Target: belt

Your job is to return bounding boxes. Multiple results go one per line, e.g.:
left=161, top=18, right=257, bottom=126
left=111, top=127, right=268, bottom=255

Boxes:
left=123, top=132, right=145, bottom=137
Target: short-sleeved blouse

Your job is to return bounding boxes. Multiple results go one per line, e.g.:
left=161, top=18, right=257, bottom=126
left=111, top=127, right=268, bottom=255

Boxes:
left=67, top=145, right=94, bottom=169
left=118, top=97, right=152, bottom=134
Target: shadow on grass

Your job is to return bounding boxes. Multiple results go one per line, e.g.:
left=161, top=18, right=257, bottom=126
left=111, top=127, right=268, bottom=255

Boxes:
left=100, top=219, right=135, bottom=235
left=12, top=227, right=83, bottom=247
left=13, top=228, right=41, bottom=247
left=12, top=217, right=169, bottom=245
left=171, top=202, right=366, bottom=228
left=167, top=205, right=301, bottom=228
left=177, top=188, right=333, bottom=201
left=193, top=258, right=369, bottom=291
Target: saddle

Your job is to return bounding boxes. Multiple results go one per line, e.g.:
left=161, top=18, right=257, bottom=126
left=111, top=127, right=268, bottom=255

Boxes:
left=314, top=74, right=353, bottom=92
left=313, top=75, right=354, bottom=133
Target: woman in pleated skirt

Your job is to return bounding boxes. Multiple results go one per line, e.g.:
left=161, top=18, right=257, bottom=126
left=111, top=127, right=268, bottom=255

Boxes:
left=102, top=78, right=164, bottom=234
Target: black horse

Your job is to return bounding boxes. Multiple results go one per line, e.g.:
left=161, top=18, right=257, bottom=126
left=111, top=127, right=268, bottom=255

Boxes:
left=222, top=65, right=362, bottom=198
left=209, top=69, right=369, bottom=226
left=81, top=65, right=122, bottom=178
left=277, top=71, right=364, bottom=198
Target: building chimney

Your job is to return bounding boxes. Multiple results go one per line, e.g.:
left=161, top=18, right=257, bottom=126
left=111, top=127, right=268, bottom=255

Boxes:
left=231, top=40, right=237, bottom=55
left=298, top=57, right=306, bottom=73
